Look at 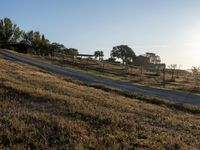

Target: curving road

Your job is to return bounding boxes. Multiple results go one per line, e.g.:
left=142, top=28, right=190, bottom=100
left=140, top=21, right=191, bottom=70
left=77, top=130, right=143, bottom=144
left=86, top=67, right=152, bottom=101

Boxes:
left=1, top=49, right=200, bottom=105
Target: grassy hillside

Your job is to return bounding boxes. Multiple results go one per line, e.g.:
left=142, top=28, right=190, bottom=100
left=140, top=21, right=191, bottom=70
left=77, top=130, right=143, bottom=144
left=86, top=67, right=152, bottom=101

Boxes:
left=1, top=58, right=200, bottom=150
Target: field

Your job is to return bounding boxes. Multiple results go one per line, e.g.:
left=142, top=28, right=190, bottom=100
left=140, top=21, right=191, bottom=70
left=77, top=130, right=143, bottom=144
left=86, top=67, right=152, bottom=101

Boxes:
left=1, top=57, right=200, bottom=149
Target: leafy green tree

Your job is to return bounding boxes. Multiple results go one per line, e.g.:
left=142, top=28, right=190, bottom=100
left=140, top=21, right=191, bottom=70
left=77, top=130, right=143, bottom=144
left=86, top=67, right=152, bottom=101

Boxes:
left=33, top=31, right=41, bottom=49
left=22, top=31, right=50, bottom=55
left=49, top=42, right=65, bottom=56
left=94, top=50, right=104, bottom=61
left=65, top=48, right=78, bottom=57
left=134, top=55, right=149, bottom=66
left=22, top=30, right=34, bottom=43
left=111, top=45, right=136, bottom=65
left=40, top=34, right=50, bottom=55
left=12, top=26, right=22, bottom=43
left=0, top=18, right=79, bottom=59
left=0, top=18, right=22, bottom=47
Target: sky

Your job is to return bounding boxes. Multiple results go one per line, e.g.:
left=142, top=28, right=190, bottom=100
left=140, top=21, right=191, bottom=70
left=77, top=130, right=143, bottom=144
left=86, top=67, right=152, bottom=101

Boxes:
left=1, top=0, right=200, bottom=69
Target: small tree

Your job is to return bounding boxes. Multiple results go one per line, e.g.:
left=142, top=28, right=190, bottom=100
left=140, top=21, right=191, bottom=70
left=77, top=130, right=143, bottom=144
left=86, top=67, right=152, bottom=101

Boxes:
left=50, top=42, right=65, bottom=57
left=66, top=48, right=78, bottom=56
left=0, top=18, right=22, bottom=47
left=191, top=66, right=200, bottom=88
left=134, top=55, right=149, bottom=66
left=94, top=50, right=104, bottom=61
left=111, top=45, right=136, bottom=65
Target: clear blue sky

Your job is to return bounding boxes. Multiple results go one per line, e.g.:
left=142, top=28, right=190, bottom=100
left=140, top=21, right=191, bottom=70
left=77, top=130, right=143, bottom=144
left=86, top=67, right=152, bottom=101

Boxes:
left=1, top=0, right=200, bottom=69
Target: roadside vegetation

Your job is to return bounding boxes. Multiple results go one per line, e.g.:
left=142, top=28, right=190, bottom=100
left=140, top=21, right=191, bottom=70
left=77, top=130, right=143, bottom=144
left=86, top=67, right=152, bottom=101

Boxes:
left=1, top=58, right=200, bottom=149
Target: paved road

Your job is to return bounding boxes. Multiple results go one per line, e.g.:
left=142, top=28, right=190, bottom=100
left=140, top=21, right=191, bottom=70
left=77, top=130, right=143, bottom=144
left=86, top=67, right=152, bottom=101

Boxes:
left=1, top=49, right=200, bottom=105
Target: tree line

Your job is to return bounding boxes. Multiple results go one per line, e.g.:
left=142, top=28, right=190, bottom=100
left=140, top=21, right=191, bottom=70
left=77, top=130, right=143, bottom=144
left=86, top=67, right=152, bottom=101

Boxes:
left=95, top=45, right=161, bottom=66
left=0, top=17, right=164, bottom=68
left=0, top=17, right=78, bottom=57
left=109, top=45, right=161, bottom=68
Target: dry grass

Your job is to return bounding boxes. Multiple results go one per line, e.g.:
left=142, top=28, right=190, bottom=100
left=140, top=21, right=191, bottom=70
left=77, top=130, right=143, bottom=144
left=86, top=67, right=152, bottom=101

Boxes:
left=1, top=58, right=200, bottom=150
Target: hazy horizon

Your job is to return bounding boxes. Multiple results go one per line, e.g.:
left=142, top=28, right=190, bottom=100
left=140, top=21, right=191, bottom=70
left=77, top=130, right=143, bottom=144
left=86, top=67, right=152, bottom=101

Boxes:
left=1, top=0, right=200, bottom=69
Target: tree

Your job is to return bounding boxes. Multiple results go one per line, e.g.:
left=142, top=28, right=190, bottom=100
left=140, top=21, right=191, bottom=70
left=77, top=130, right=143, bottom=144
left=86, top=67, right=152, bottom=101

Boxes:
left=191, top=66, right=200, bottom=88
left=111, top=45, right=136, bottom=65
left=134, top=55, right=149, bottom=66
left=33, top=31, right=41, bottom=49
left=22, top=30, right=34, bottom=43
left=0, top=18, right=81, bottom=60
left=49, top=42, right=65, bottom=57
left=40, top=34, right=50, bottom=55
left=65, top=48, right=78, bottom=57
left=94, top=50, right=104, bottom=61
left=168, top=64, right=177, bottom=81
left=0, top=18, right=22, bottom=47
left=12, top=26, right=22, bottom=43
left=22, top=31, right=51, bottom=55
left=145, top=52, right=161, bottom=64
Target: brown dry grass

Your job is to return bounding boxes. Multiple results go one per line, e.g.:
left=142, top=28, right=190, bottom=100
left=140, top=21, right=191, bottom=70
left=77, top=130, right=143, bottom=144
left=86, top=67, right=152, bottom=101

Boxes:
left=0, top=58, right=200, bottom=150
